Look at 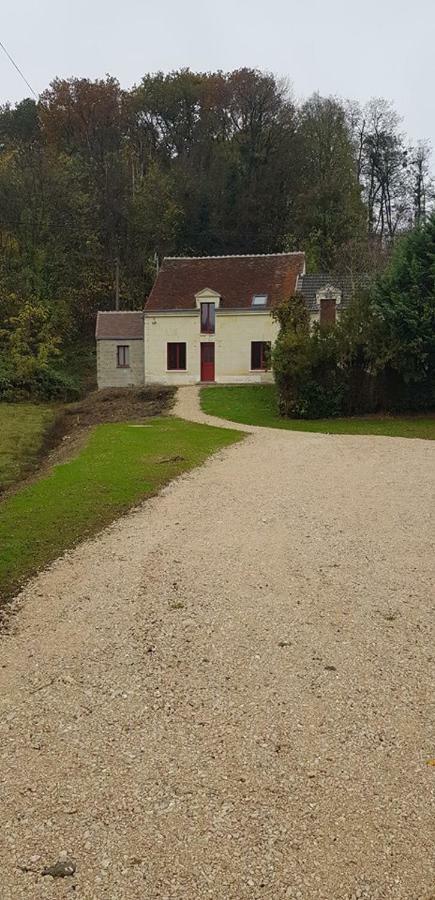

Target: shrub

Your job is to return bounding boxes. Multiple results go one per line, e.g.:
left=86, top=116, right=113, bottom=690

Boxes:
left=31, top=367, right=81, bottom=402
left=273, top=295, right=347, bottom=418
left=0, top=354, right=81, bottom=402
left=287, top=379, right=345, bottom=419
left=0, top=357, right=17, bottom=402
left=272, top=216, right=435, bottom=421
left=0, top=296, right=82, bottom=402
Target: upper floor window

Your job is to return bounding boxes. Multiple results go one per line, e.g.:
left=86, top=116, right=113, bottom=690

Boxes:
left=320, top=299, right=337, bottom=327
left=200, top=302, right=215, bottom=333
left=117, top=345, right=130, bottom=368
left=252, top=294, right=268, bottom=307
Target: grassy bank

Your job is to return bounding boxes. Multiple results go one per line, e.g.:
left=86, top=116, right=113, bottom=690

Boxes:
left=0, top=416, right=241, bottom=602
left=201, top=385, right=435, bottom=440
left=0, top=403, right=55, bottom=491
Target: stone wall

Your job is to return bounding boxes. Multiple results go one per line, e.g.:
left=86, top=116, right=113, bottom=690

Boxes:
left=96, top=340, right=145, bottom=389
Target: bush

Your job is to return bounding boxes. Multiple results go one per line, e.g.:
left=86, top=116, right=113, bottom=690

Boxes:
left=273, top=295, right=348, bottom=418
left=31, top=367, right=81, bottom=402
left=287, top=379, right=345, bottom=419
left=0, top=357, right=17, bottom=402
left=272, top=221, right=435, bottom=421
left=0, top=354, right=81, bottom=402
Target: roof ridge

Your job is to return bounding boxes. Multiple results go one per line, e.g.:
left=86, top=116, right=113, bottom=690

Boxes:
left=96, top=310, right=144, bottom=314
left=163, top=252, right=304, bottom=260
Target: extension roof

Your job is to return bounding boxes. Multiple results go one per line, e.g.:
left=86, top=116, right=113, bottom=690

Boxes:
left=95, top=311, right=144, bottom=340
left=296, top=274, right=368, bottom=311
left=145, top=253, right=306, bottom=311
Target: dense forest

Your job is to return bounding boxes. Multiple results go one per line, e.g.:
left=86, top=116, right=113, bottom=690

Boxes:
left=0, top=68, right=433, bottom=399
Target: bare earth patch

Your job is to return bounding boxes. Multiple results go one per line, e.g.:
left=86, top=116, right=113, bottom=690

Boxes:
left=0, top=388, right=433, bottom=899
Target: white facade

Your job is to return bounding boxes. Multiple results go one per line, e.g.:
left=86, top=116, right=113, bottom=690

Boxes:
left=144, top=306, right=278, bottom=385
left=95, top=253, right=310, bottom=389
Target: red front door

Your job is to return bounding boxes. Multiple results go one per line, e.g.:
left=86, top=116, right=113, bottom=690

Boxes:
left=201, top=343, right=215, bottom=382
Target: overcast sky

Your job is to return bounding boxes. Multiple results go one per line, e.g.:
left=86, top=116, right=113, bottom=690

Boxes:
left=1, top=0, right=434, bottom=151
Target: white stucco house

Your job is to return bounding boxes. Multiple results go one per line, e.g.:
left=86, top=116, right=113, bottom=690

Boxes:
left=96, top=252, right=355, bottom=388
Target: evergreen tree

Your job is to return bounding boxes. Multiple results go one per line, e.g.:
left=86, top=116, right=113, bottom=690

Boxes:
left=374, top=214, right=435, bottom=387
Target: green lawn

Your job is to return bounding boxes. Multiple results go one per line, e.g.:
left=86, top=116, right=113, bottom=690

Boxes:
left=0, top=403, right=55, bottom=491
left=0, top=417, right=241, bottom=602
left=201, top=385, right=435, bottom=440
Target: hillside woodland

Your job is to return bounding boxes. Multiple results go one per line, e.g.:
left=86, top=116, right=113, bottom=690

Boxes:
left=0, top=69, right=433, bottom=404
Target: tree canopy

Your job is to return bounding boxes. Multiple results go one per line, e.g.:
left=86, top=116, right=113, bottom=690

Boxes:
left=0, top=67, right=433, bottom=402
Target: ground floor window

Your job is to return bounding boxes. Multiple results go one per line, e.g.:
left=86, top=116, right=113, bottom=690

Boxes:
left=117, top=345, right=130, bottom=368
left=167, top=342, right=187, bottom=370
left=251, top=341, right=270, bottom=370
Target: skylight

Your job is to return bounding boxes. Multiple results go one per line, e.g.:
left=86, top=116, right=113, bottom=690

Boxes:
left=252, top=294, right=268, bottom=307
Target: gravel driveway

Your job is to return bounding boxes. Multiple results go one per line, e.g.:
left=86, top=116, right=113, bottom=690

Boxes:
left=0, top=387, right=434, bottom=900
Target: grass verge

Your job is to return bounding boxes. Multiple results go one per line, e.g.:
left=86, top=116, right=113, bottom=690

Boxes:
left=0, top=403, right=55, bottom=492
left=0, top=416, right=242, bottom=603
left=201, top=385, right=435, bottom=440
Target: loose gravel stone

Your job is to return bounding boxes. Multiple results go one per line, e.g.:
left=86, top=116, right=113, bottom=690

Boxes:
left=41, top=857, right=76, bottom=878
left=0, top=387, right=433, bottom=899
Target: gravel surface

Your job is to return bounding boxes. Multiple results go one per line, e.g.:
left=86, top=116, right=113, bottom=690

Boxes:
left=0, top=387, right=434, bottom=900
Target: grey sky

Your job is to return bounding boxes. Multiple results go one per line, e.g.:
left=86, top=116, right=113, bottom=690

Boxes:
left=1, top=0, right=434, bottom=151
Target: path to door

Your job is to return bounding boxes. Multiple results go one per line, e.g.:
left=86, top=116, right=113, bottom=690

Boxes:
left=0, top=387, right=433, bottom=899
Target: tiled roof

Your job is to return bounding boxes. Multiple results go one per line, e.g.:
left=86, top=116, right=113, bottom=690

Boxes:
left=145, top=253, right=305, bottom=311
left=296, top=274, right=368, bottom=311
left=95, top=311, right=144, bottom=340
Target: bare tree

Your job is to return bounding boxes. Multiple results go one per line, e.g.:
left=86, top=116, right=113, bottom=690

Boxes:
left=347, top=98, right=412, bottom=241
left=408, top=141, right=434, bottom=226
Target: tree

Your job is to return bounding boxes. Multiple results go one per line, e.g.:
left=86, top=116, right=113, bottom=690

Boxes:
left=271, top=295, right=311, bottom=414
left=293, top=95, right=365, bottom=269
left=0, top=70, right=433, bottom=390
left=408, top=141, right=434, bottom=227
left=125, top=163, right=183, bottom=303
left=373, top=214, right=435, bottom=389
left=347, top=99, right=411, bottom=240
left=2, top=301, right=60, bottom=379
left=40, top=77, right=129, bottom=309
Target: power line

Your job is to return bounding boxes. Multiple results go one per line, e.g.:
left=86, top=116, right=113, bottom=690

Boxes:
left=0, top=38, right=39, bottom=100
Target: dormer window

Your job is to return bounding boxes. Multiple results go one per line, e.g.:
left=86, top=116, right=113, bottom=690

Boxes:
left=252, top=294, right=268, bottom=307
left=200, top=302, right=215, bottom=334
left=320, top=299, right=337, bottom=327
left=316, top=284, right=341, bottom=328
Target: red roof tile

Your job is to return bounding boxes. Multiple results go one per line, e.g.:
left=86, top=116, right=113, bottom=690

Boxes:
left=145, top=253, right=305, bottom=311
left=95, top=311, right=144, bottom=340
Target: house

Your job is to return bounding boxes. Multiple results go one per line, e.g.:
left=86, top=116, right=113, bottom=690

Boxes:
left=95, top=253, right=361, bottom=388
left=295, top=273, right=365, bottom=326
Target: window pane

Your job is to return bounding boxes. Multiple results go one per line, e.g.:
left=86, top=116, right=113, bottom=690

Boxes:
left=251, top=341, right=262, bottom=369
left=201, top=303, right=215, bottom=333
left=117, top=345, right=129, bottom=367
left=167, top=343, right=176, bottom=369
left=252, top=294, right=268, bottom=307
left=167, top=343, right=186, bottom=370
left=251, top=341, right=270, bottom=369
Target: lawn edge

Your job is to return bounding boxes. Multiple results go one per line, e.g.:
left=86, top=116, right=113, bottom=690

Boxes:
left=0, top=417, right=244, bottom=625
left=200, top=385, right=435, bottom=441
